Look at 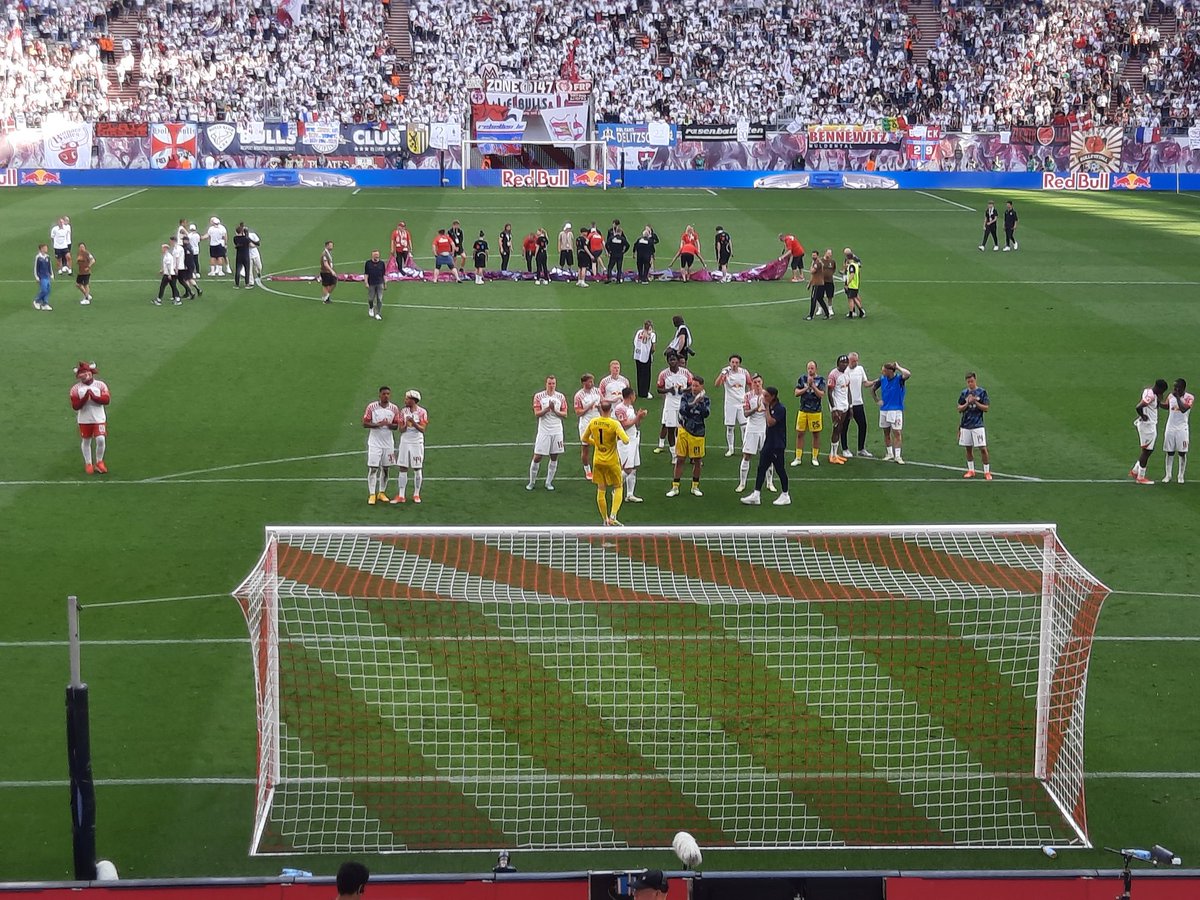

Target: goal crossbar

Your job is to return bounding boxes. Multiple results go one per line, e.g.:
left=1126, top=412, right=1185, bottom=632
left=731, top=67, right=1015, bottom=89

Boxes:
left=233, top=524, right=1107, bottom=854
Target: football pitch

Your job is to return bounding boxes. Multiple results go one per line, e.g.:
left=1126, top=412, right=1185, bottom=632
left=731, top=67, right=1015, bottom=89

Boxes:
left=1, top=186, right=1198, bottom=880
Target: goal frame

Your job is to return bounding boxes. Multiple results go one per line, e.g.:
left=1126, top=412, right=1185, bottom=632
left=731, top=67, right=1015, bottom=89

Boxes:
left=459, top=138, right=610, bottom=190
left=234, top=522, right=1103, bottom=855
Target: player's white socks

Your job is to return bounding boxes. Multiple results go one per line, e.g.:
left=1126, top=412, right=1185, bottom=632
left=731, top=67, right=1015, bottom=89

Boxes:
left=983, top=464, right=990, bottom=475
left=584, top=464, right=592, bottom=478
left=367, top=469, right=377, bottom=494
left=94, top=436, right=105, bottom=461
left=545, top=459, right=558, bottom=488
left=739, top=458, right=750, bottom=487
left=886, top=446, right=895, bottom=459
left=81, top=440, right=93, bottom=465
left=528, top=460, right=540, bottom=489
left=396, top=471, right=408, bottom=495
left=657, top=438, right=665, bottom=448
left=625, top=472, right=636, bottom=497
left=1179, top=456, right=1188, bottom=481
left=766, top=469, right=776, bottom=491
left=413, top=471, right=423, bottom=495
left=726, top=426, right=735, bottom=454
left=967, top=461, right=975, bottom=473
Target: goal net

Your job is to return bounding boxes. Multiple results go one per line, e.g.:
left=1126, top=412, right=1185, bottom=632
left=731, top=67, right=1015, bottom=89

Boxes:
left=232, top=525, right=1108, bottom=855
left=461, top=139, right=609, bottom=189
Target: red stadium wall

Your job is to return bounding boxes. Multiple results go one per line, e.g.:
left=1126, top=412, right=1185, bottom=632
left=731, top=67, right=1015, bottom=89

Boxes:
left=1, top=883, right=581, bottom=900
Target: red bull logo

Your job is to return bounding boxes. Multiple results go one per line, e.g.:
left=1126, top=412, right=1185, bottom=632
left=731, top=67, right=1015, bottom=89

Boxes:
left=1110, top=172, right=1152, bottom=190
left=572, top=169, right=609, bottom=187
left=500, top=169, right=571, bottom=188
left=21, top=168, right=62, bottom=186
left=1041, top=171, right=1108, bottom=191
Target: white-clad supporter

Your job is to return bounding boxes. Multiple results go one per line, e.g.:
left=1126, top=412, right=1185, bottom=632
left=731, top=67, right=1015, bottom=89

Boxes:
left=614, top=385, right=648, bottom=503
left=843, top=351, right=871, bottom=458
left=391, top=389, right=428, bottom=504
left=655, top=353, right=692, bottom=464
left=528, top=374, right=567, bottom=492
left=736, top=373, right=775, bottom=493
left=50, top=217, right=73, bottom=274
left=205, top=217, right=228, bottom=277
left=247, top=227, right=263, bottom=285
left=155, top=241, right=181, bottom=306
left=1163, top=379, right=1193, bottom=484
left=185, top=222, right=203, bottom=290
left=574, top=373, right=602, bottom=481
left=362, top=385, right=400, bottom=505
left=714, top=353, right=749, bottom=457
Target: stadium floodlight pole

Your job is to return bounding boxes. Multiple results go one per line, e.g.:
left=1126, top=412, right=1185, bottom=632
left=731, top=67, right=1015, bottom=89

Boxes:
left=65, top=595, right=98, bottom=881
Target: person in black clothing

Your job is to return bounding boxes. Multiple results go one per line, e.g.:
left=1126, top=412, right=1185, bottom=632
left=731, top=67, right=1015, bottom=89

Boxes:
left=498, top=222, right=513, bottom=271
left=472, top=230, right=489, bottom=284
left=363, top=248, right=387, bottom=320
left=714, top=226, right=733, bottom=281
left=575, top=227, right=591, bottom=287
left=534, top=228, right=550, bottom=284
left=633, top=227, right=656, bottom=283
left=740, top=385, right=791, bottom=506
left=448, top=219, right=466, bottom=280
left=605, top=222, right=629, bottom=284
left=232, top=223, right=252, bottom=287
left=1003, top=201, right=1019, bottom=251
left=978, top=202, right=999, bottom=251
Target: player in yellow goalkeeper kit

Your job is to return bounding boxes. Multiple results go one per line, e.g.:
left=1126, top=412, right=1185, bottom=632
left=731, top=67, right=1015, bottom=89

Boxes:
left=582, top=400, right=630, bottom=525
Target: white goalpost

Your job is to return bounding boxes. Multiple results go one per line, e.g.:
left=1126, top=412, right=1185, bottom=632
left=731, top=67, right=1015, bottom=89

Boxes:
left=460, top=139, right=610, bottom=189
left=233, top=524, right=1108, bottom=855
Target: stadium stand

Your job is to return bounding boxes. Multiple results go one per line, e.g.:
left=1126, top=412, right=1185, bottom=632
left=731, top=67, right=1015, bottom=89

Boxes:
left=2, top=0, right=1197, bottom=131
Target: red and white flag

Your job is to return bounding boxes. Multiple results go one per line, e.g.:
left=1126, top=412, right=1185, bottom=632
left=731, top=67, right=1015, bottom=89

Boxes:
left=276, top=0, right=303, bottom=26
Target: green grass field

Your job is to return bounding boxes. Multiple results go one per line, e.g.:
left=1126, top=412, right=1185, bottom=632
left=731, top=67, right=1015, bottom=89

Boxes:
left=1, top=185, right=1198, bottom=880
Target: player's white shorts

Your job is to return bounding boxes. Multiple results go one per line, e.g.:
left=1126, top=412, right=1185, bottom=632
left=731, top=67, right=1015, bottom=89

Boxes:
left=742, top=429, right=766, bottom=456
left=618, top=430, right=641, bottom=469
left=367, top=444, right=395, bottom=467
left=958, top=427, right=987, bottom=448
left=724, top=402, right=747, bottom=427
left=534, top=431, right=565, bottom=457
left=395, top=440, right=424, bottom=468
left=661, top=403, right=680, bottom=428
left=1135, top=419, right=1157, bottom=449
left=1164, top=427, right=1189, bottom=453
left=879, top=410, right=904, bottom=430
left=578, top=414, right=598, bottom=439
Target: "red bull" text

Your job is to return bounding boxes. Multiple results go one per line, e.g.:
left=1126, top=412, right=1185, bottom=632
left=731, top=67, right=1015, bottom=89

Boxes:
left=1041, top=172, right=1109, bottom=191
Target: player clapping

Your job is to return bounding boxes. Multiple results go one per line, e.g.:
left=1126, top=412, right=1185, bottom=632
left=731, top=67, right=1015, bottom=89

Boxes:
left=391, top=390, right=428, bottom=504
left=70, top=361, right=110, bottom=475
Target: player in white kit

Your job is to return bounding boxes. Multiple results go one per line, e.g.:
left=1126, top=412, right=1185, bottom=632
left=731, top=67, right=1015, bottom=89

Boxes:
left=391, top=389, right=428, bottom=503
left=70, top=361, right=110, bottom=475
left=614, top=386, right=648, bottom=502
left=1131, top=379, right=1168, bottom=485
left=826, top=355, right=850, bottom=464
left=362, top=386, right=400, bottom=504
left=529, top=375, right=567, bottom=491
left=51, top=216, right=73, bottom=274
left=715, top=354, right=749, bottom=456
left=205, top=217, right=229, bottom=276
left=247, top=228, right=263, bottom=285
left=574, top=373, right=602, bottom=480
left=1163, top=378, right=1192, bottom=484
left=655, top=352, right=693, bottom=463
left=598, top=359, right=630, bottom=405
left=736, top=374, right=776, bottom=493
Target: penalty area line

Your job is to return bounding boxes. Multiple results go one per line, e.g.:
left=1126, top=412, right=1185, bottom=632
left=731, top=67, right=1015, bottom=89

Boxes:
left=92, top=188, right=148, bottom=210
left=915, top=190, right=976, bottom=212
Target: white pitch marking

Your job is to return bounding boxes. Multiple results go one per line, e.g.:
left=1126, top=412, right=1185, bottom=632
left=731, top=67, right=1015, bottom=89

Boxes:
left=915, top=190, right=976, bottom=211
left=705, top=189, right=718, bottom=197
left=352, top=188, right=361, bottom=195
left=1109, top=589, right=1200, bottom=599
left=92, top=188, right=148, bottom=210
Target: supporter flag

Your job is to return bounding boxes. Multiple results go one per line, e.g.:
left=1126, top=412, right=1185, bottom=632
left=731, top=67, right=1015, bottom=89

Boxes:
left=1135, top=126, right=1161, bottom=144
left=149, top=122, right=198, bottom=169
left=276, top=0, right=303, bottom=26
left=541, top=104, right=587, bottom=148
left=905, top=125, right=941, bottom=162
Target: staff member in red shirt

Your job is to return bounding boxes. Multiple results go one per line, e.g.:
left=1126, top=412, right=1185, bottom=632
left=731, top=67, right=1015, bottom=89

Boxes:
left=430, top=229, right=456, bottom=283
left=391, top=221, right=412, bottom=269
left=669, top=226, right=705, bottom=281
left=778, top=233, right=806, bottom=282
left=522, top=232, right=538, bottom=273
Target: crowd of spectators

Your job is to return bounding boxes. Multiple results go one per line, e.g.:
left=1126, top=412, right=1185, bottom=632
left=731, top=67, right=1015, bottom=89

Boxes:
left=2, top=0, right=1198, bottom=133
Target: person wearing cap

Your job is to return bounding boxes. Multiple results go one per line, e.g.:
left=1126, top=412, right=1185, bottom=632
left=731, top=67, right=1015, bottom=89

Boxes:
left=362, top=386, right=400, bottom=505
left=205, top=216, right=228, bottom=276
left=630, top=869, right=668, bottom=898
left=247, top=227, right=263, bottom=286
left=667, top=374, right=710, bottom=498
left=870, top=360, right=912, bottom=464
left=558, top=222, right=575, bottom=277
left=391, top=390, right=428, bottom=504
left=70, top=362, right=111, bottom=475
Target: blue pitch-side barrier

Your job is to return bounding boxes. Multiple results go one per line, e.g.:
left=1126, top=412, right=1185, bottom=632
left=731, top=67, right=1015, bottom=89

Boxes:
left=6, top=167, right=1199, bottom=191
